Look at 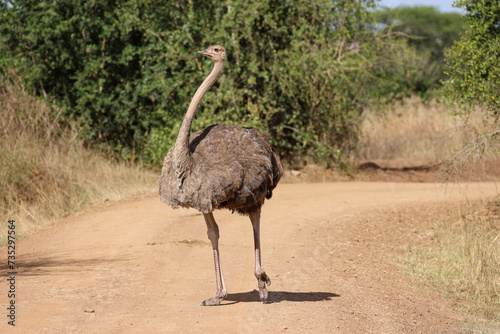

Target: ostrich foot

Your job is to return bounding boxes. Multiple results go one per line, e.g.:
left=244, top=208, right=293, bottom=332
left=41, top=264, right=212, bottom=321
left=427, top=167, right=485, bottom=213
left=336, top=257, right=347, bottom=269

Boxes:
left=201, top=290, right=227, bottom=306
left=256, top=270, right=271, bottom=302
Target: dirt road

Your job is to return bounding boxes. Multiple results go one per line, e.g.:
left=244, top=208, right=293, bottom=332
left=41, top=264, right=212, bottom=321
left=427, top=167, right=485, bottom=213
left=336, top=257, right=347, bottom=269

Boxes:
left=2, top=182, right=498, bottom=333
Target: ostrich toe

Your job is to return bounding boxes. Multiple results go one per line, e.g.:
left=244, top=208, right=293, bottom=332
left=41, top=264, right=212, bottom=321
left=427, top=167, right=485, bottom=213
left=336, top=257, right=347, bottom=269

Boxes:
left=256, top=271, right=271, bottom=302
left=201, top=290, right=227, bottom=306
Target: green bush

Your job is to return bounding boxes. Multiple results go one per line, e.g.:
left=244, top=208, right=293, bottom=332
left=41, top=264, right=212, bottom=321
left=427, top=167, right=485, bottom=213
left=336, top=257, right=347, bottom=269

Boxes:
left=1, top=0, right=420, bottom=166
left=444, top=0, right=500, bottom=117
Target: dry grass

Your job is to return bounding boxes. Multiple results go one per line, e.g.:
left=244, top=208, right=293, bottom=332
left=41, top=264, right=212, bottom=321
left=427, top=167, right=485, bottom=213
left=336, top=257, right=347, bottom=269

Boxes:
left=0, top=75, right=157, bottom=242
left=355, top=96, right=482, bottom=161
left=401, top=199, right=500, bottom=328
left=358, top=96, right=500, bottom=329
left=355, top=95, right=500, bottom=184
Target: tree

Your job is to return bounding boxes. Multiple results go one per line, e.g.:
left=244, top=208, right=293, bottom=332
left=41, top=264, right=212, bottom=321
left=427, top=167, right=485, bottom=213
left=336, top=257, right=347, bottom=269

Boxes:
left=374, top=6, right=464, bottom=61
left=373, top=6, right=465, bottom=95
left=441, top=0, right=500, bottom=180
left=444, top=0, right=499, bottom=117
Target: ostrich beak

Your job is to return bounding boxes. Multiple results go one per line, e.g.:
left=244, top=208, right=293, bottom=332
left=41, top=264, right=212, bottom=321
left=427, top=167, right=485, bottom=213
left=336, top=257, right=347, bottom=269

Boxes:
left=198, top=49, right=215, bottom=57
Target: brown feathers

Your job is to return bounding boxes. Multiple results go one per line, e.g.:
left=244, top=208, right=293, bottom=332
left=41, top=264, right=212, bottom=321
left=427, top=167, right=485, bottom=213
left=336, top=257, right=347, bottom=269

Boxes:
left=159, top=124, right=282, bottom=215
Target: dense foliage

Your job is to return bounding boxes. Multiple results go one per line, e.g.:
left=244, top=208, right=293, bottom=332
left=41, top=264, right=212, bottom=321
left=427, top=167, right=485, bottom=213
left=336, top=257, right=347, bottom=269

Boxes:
left=373, top=6, right=465, bottom=95
left=0, top=0, right=429, bottom=166
left=444, top=0, right=500, bottom=117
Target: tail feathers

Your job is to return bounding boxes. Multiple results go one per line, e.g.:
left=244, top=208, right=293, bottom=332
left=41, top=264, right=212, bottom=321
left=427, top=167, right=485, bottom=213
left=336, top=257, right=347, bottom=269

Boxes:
left=266, top=151, right=283, bottom=200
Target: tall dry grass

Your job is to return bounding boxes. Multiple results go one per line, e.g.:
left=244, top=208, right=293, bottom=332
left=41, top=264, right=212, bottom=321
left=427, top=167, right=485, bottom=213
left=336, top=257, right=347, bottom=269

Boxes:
left=0, top=75, right=157, bottom=241
left=355, top=96, right=481, bottom=162
left=402, top=200, right=500, bottom=325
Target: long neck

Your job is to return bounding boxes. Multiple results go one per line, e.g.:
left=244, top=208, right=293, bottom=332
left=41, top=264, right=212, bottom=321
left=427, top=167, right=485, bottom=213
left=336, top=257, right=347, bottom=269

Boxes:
left=174, top=61, right=224, bottom=155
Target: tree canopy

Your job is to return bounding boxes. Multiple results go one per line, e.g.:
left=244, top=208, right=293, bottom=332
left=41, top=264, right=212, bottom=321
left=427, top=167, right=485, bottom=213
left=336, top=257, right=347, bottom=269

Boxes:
left=372, top=6, right=465, bottom=95
left=444, top=0, right=500, bottom=117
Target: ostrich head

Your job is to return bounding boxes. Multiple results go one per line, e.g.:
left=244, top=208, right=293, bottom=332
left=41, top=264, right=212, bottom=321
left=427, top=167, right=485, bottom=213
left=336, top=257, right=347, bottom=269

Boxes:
left=198, top=45, right=225, bottom=62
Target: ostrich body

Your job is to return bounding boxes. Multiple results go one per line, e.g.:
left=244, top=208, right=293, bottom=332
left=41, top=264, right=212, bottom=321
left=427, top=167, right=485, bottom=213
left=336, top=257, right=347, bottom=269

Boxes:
left=159, top=45, right=282, bottom=306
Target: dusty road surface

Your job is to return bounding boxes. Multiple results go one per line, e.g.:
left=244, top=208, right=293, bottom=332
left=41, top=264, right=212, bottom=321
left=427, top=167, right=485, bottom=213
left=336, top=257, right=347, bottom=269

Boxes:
left=2, top=182, right=499, bottom=333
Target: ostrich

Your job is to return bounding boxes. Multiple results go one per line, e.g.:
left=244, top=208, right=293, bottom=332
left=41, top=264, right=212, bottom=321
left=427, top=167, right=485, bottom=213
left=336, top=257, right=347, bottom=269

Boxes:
left=159, top=45, right=283, bottom=306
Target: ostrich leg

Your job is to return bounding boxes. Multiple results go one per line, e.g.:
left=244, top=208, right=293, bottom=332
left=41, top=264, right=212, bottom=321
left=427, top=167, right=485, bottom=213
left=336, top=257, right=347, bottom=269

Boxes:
left=201, top=212, right=227, bottom=306
left=249, top=209, right=271, bottom=302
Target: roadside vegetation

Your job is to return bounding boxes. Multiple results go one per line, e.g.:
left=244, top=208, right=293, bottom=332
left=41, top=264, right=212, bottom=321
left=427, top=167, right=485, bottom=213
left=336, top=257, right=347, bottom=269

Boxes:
left=0, top=74, right=157, bottom=241
left=356, top=96, right=468, bottom=161
left=0, top=0, right=445, bottom=166
left=400, top=200, right=500, bottom=328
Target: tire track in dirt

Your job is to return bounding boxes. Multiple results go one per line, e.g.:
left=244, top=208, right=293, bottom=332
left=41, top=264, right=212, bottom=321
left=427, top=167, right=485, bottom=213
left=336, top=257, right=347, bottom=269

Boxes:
left=1, top=182, right=498, bottom=333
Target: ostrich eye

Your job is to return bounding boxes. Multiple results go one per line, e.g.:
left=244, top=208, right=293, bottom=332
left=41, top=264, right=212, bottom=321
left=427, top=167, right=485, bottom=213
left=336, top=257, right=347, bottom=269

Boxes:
left=214, top=48, right=219, bottom=52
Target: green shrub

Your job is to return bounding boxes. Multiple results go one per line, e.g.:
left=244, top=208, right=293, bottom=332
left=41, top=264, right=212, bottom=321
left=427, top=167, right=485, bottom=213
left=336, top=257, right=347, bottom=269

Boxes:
left=1, top=0, right=424, bottom=166
left=444, top=0, right=500, bottom=117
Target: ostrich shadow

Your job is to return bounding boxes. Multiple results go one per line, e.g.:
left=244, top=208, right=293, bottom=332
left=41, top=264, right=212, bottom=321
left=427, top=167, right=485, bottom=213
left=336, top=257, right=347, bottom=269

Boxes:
left=224, top=290, right=340, bottom=305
